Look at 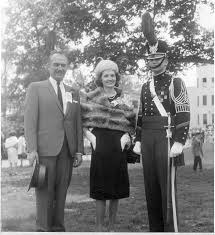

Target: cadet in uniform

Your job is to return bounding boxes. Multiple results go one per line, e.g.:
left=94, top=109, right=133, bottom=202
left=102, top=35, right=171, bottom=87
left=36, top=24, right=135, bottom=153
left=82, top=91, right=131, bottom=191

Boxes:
left=133, top=39, right=190, bottom=232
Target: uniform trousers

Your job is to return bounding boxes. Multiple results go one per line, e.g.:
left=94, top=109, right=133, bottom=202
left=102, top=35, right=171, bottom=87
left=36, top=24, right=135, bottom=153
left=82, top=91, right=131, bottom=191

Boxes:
left=35, top=137, right=73, bottom=232
left=141, top=117, right=178, bottom=232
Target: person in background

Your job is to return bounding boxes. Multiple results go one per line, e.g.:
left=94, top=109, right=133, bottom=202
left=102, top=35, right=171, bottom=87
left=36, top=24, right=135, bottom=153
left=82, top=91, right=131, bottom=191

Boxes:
left=4, top=131, right=19, bottom=174
left=18, top=129, right=27, bottom=167
left=200, top=130, right=205, bottom=143
left=192, top=131, right=204, bottom=172
left=81, top=59, right=135, bottom=232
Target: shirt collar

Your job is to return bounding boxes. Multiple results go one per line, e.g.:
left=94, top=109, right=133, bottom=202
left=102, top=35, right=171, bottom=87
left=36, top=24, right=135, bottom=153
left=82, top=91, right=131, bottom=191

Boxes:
left=49, top=77, right=64, bottom=86
left=49, top=77, right=66, bottom=93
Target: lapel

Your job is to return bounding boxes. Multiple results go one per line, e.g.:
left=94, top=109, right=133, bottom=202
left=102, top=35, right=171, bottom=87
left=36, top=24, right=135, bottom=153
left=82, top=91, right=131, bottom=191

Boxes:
left=46, top=79, right=64, bottom=114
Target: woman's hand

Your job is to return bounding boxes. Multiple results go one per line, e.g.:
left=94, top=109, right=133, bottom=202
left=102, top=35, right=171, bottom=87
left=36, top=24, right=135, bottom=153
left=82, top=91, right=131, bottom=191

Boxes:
left=133, top=141, right=141, bottom=155
left=73, top=153, right=83, bottom=168
left=84, top=128, right=96, bottom=150
left=120, top=133, right=131, bottom=151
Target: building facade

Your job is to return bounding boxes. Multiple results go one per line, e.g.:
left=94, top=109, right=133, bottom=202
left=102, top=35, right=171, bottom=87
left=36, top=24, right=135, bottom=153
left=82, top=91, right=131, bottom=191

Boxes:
left=187, top=64, right=214, bottom=129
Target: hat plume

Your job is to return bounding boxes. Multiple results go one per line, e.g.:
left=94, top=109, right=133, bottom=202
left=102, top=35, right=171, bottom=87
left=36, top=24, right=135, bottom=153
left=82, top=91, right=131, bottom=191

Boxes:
left=141, top=11, right=157, bottom=45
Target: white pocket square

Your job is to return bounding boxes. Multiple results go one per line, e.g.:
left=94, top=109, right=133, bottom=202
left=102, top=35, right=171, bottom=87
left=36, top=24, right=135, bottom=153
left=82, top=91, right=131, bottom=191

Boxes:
left=73, top=100, right=78, bottom=103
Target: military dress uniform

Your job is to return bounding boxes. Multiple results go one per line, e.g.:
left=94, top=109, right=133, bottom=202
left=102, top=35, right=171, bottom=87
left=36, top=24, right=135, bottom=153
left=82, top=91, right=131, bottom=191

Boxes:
left=136, top=71, right=190, bottom=232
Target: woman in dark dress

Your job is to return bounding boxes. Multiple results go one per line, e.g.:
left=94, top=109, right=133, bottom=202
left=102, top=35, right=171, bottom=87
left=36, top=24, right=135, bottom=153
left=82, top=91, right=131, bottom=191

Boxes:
left=81, top=60, right=136, bottom=231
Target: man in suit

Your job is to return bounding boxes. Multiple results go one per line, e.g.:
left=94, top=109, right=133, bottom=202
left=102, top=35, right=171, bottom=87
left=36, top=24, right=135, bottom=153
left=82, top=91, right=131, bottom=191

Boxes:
left=24, top=50, right=84, bottom=232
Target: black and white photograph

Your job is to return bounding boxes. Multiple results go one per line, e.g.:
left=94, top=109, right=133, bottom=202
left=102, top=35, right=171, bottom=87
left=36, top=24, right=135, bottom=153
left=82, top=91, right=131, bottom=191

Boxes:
left=0, top=0, right=214, bottom=233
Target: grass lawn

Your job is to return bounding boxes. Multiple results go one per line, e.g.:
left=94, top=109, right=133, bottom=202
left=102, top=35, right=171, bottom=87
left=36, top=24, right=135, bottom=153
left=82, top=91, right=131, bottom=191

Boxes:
left=1, top=144, right=214, bottom=232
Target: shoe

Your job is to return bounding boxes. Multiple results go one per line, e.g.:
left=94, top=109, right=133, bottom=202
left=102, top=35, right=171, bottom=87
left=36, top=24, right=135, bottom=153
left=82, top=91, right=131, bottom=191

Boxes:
left=51, top=226, right=65, bottom=232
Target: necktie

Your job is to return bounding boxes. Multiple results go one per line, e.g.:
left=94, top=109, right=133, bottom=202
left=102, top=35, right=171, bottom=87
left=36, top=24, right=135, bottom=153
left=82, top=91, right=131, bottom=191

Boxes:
left=57, top=81, right=63, bottom=109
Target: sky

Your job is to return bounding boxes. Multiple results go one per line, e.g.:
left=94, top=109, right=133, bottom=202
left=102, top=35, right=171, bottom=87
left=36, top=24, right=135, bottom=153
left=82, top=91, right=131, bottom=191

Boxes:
left=178, top=66, right=197, bottom=87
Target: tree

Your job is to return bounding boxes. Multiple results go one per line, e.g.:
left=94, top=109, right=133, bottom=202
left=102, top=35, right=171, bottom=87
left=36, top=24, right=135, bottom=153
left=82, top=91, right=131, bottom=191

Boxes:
left=1, top=0, right=66, bottom=133
left=59, top=0, right=213, bottom=73
left=1, top=0, right=214, bottom=133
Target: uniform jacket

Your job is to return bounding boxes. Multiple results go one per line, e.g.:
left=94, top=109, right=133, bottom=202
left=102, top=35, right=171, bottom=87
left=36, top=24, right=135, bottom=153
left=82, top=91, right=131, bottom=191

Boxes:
left=24, top=79, right=84, bottom=157
left=136, top=72, right=190, bottom=143
left=136, top=72, right=190, bottom=166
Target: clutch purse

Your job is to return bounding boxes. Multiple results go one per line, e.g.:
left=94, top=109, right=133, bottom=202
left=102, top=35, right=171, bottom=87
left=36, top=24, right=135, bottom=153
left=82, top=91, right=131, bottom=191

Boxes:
left=124, top=144, right=141, bottom=164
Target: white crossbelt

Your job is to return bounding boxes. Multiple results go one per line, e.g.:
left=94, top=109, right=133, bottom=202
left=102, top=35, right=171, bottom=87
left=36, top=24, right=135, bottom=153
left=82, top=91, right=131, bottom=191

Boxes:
left=149, top=77, right=168, bottom=117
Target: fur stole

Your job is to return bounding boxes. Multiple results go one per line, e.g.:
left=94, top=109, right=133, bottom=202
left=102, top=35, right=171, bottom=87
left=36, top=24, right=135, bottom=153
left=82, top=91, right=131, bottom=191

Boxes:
left=80, top=87, right=136, bottom=134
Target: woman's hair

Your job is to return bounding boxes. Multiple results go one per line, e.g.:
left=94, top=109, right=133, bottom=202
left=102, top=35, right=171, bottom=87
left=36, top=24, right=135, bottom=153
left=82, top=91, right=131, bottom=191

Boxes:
left=95, top=71, right=121, bottom=88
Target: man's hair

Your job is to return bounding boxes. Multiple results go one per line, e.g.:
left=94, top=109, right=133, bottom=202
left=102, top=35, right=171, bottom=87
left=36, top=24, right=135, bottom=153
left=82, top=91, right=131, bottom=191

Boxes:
left=48, top=49, right=69, bottom=64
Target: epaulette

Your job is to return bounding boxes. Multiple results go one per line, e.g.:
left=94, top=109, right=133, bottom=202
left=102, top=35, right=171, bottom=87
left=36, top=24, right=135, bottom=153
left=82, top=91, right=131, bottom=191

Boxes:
left=169, top=77, right=190, bottom=113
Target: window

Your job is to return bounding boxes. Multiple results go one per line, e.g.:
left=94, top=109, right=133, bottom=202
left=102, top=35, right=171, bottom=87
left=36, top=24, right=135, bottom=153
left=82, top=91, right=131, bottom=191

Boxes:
left=212, top=77, right=214, bottom=83
left=197, top=114, right=200, bottom=125
left=203, top=95, right=207, bottom=105
left=203, top=114, right=207, bottom=125
left=197, top=78, right=199, bottom=88
left=202, top=77, right=207, bottom=87
left=212, top=114, right=214, bottom=124
left=197, top=96, right=199, bottom=106
left=212, top=95, right=214, bottom=106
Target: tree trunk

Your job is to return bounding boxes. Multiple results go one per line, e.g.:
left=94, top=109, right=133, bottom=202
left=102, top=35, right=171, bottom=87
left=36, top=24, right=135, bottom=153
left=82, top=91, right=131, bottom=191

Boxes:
left=1, top=54, right=8, bottom=120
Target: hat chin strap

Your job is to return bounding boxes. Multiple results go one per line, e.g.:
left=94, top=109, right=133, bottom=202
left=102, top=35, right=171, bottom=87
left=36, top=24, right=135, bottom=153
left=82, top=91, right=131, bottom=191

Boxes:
left=149, top=56, right=166, bottom=69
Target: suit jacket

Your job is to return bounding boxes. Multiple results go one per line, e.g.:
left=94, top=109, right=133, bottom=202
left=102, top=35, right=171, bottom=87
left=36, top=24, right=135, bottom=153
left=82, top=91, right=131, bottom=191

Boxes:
left=24, top=79, right=84, bottom=157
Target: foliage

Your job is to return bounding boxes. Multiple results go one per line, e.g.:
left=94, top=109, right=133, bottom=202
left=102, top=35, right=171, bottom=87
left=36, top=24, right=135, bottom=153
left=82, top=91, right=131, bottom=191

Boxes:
left=3, top=0, right=214, bottom=83
left=1, top=0, right=214, bottom=125
left=59, top=0, right=214, bottom=73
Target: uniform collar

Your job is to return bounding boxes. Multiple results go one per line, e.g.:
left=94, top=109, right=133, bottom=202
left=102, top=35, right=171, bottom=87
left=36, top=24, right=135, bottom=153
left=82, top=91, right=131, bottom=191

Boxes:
left=154, top=71, right=166, bottom=79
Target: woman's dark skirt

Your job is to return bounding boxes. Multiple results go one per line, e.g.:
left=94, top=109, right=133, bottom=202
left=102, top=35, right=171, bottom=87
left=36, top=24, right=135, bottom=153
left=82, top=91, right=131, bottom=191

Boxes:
left=90, top=128, right=130, bottom=200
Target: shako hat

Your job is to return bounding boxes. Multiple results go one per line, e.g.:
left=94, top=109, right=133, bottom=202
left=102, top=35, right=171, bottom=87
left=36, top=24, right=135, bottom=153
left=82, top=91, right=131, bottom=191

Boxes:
left=141, top=11, right=169, bottom=61
left=145, top=40, right=169, bottom=60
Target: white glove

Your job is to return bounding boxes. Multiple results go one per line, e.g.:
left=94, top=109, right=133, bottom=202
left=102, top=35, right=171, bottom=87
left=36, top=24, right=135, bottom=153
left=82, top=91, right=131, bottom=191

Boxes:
left=170, top=142, right=183, bottom=158
left=133, top=141, right=141, bottom=155
left=84, top=129, right=96, bottom=150
left=120, top=133, right=131, bottom=151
